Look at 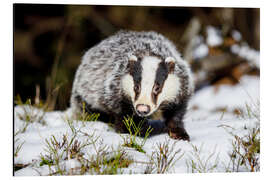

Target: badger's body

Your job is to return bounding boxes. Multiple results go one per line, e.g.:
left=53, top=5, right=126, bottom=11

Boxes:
left=71, top=31, right=194, bottom=140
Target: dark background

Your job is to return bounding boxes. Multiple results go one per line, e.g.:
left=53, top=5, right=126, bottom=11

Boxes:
left=14, top=4, right=260, bottom=110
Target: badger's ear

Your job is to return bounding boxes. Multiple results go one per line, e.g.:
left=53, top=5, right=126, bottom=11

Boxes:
left=127, top=55, right=138, bottom=70
left=165, top=57, right=175, bottom=73
left=129, top=55, right=138, bottom=62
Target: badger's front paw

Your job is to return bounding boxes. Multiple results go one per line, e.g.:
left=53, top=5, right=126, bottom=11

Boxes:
left=168, top=128, right=190, bottom=141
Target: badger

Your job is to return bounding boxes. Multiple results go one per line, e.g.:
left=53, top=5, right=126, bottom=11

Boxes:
left=70, top=30, right=194, bottom=141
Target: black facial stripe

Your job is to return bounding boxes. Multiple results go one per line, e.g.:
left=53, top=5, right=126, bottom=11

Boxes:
left=155, top=62, right=169, bottom=85
left=128, top=60, right=142, bottom=100
left=131, top=61, right=142, bottom=84
left=152, top=62, right=169, bottom=104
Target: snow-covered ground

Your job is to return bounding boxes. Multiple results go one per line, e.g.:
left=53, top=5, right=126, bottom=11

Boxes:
left=14, top=75, right=259, bottom=176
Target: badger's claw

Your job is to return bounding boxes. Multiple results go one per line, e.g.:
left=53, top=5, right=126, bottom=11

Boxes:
left=168, top=129, right=190, bottom=141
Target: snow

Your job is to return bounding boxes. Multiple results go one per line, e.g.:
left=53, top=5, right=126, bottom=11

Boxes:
left=206, top=26, right=223, bottom=47
left=191, top=75, right=259, bottom=112
left=193, top=43, right=209, bottom=59
left=65, top=159, right=81, bottom=170
left=231, top=44, right=260, bottom=68
left=14, top=75, right=259, bottom=175
left=191, top=35, right=209, bottom=60
left=232, top=30, right=242, bottom=42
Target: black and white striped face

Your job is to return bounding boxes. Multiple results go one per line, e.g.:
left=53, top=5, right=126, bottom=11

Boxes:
left=122, top=55, right=181, bottom=117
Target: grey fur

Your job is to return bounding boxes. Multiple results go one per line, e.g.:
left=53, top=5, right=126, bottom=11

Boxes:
left=70, top=30, right=194, bottom=138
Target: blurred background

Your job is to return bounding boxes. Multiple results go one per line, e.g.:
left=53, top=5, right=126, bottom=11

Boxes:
left=14, top=4, right=260, bottom=111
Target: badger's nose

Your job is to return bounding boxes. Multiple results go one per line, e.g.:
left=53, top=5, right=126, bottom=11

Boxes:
left=136, top=104, right=150, bottom=116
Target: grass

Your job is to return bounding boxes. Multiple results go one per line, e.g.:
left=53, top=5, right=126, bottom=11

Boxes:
left=14, top=100, right=182, bottom=175
left=14, top=97, right=260, bottom=175
left=13, top=103, right=156, bottom=175
left=121, top=116, right=153, bottom=153
left=42, top=134, right=80, bottom=175
left=77, top=102, right=100, bottom=123
left=64, top=102, right=100, bottom=135
left=224, top=103, right=260, bottom=172
left=14, top=95, right=46, bottom=172
left=14, top=95, right=47, bottom=134
left=35, top=117, right=135, bottom=175
left=86, top=147, right=133, bottom=175
left=226, top=127, right=260, bottom=172
left=14, top=138, right=25, bottom=158
left=186, top=101, right=260, bottom=173
left=14, top=98, right=136, bottom=175
left=145, top=138, right=184, bottom=174
left=185, top=143, right=220, bottom=173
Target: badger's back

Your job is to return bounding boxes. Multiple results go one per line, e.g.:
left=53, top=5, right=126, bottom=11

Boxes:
left=71, top=31, right=192, bottom=116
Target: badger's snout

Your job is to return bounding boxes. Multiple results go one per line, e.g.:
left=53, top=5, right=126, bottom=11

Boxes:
left=136, top=104, right=150, bottom=117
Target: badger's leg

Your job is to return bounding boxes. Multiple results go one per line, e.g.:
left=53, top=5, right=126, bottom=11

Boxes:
left=114, top=100, right=134, bottom=133
left=162, top=102, right=190, bottom=141
left=114, top=116, right=129, bottom=133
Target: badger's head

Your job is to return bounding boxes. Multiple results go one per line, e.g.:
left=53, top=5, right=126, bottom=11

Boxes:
left=121, top=55, right=181, bottom=117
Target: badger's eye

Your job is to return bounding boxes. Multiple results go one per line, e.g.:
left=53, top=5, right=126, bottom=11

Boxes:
left=153, top=84, right=161, bottom=95
left=134, top=84, right=140, bottom=93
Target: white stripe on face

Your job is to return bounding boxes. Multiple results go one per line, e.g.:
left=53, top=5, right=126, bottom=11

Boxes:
left=157, top=74, right=180, bottom=106
left=122, top=74, right=135, bottom=100
left=135, top=56, right=161, bottom=114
